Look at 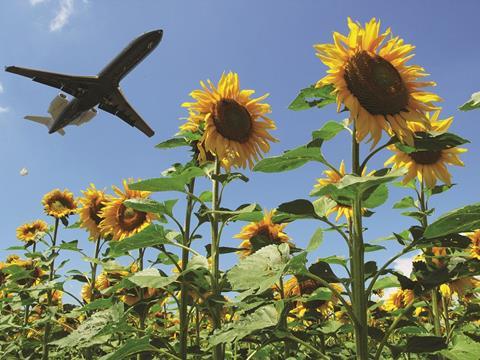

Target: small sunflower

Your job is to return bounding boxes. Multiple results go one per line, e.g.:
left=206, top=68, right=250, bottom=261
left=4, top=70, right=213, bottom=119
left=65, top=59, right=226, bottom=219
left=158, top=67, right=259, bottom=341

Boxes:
left=383, top=288, right=415, bottom=311
left=78, top=184, right=109, bottom=240
left=314, top=18, right=440, bottom=146
left=16, top=220, right=48, bottom=243
left=42, top=189, right=77, bottom=219
left=439, top=277, right=479, bottom=300
left=234, top=209, right=291, bottom=258
left=313, top=161, right=367, bottom=221
left=467, top=230, right=480, bottom=260
left=99, top=180, right=156, bottom=241
left=385, top=110, right=466, bottom=189
left=181, top=72, right=277, bottom=170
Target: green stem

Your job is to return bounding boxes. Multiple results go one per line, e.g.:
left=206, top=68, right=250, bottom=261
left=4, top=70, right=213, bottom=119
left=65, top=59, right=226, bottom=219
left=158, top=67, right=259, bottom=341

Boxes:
left=374, top=302, right=415, bottom=360
left=351, top=129, right=369, bottom=360
left=89, top=237, right=102, bottom=303
left=210, top=157, right=223, bottom=360
left=41, top=217, right=60, bottom=360
left=442, top=296, right=451, bottom=337
left=286, top=334, right=330, bottom=360
left=180, top=178, right=196, bottom=360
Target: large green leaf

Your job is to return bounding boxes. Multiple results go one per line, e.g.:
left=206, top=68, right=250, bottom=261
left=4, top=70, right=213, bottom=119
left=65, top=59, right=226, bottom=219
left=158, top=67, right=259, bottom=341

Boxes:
left=227, top=244, right=290, bottom=300
left=128, top=268, right=178, bottom=289
left=109, top=224, right=170, bottom=257
left=306, top=227, right=323, bottom=252
left=312, top=121, right=346, bottom=141
left=423, top=203, right=480, bottom=239
left=441, top=335, right=480, bottom=360
left=395, top=132, right=469, bottom=153
left=155, top=137, right=189, bottom=149
left=405, top=336, right=447, bottom=353
left=288, top=84, right=336, bottom=111
left=129, top=167, right=205, bottom=192
left=210, top=305, right=279, bottom=345
left=253, top=143, right=327, bottom=173
left=459, top=91, right=480, bottom=111
left=124, top=198, right=177, bottom=216
left=99, top=337, right=158, bottom=360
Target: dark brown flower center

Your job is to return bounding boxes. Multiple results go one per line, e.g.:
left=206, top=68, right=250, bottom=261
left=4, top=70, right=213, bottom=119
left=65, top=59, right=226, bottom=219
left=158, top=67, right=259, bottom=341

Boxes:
left=49, top=195, right=75, bottom=212
left=344, top=51, right=409, bottom=116
left=213, top=99, right=252, bottom=143
left=117, top=204, right=147, bottom=232
left=409, top=150, right=442, bottom=165
left=89, top=196, right=104, bottom=225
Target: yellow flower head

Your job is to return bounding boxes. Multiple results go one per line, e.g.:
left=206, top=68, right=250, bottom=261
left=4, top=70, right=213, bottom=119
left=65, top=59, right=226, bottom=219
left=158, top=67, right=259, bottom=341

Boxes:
left=440, top=277, right=479, bottom=300
left=42, top=189, right=77, bottom=219
left=99, top=180, right=156, bottom=241
left=384, top=288, right=415, bottom=311
left=181, top=72, right=277, bottom=170
left=467, top=230, right=480, bottom=260
left=314, top=18, right=440, bottom=147
left=78, top=184, right=109, bottom=240
left=234, top=209, right=291, bottom=258
left=16, top=220, right=48, bottom=243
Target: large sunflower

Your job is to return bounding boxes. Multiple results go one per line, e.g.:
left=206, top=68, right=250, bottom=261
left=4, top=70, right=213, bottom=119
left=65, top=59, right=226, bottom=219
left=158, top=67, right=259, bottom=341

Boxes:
left=314, top=18, right=441, bottom=146
left=99, top=180, right=155, bottom=241
left=78, top=184, right=109, bottom=240
left=383, top=288, right=415, bottom=311
left=16, top=220, right=48, bottom=243
left=313, top=161, right=367, bottom=221
left=234, top=209, right=291, bottom=258
left=181, top=72, right=277, bottom=170
left=42, top=189, right=77, bottom=219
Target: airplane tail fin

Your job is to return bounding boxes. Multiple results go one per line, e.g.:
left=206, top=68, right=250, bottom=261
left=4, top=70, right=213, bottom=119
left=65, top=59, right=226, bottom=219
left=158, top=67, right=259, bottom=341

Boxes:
left=24, top=116, right=66, bottom=135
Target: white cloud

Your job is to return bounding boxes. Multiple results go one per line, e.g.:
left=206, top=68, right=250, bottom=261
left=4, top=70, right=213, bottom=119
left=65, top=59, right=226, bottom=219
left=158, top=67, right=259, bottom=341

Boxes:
left=393, top=254, right=419, bottom=277
left=49, top=0, right=74, bottom=32
left=30, top=0, right=49, bottom=5
left=0, top=82, right=3, bottom=94
left=0, top=106, right=9, bottom=113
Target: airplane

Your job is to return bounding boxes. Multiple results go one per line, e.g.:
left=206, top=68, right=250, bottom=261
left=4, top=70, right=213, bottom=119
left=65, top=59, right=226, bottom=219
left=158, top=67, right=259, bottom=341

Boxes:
left=5, top=29, right=163, bottom=137
left=25, top=93, right=97, bottom=136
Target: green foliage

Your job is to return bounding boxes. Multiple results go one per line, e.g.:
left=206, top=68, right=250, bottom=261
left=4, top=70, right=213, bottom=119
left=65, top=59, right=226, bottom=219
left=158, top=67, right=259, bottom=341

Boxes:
left=128, top=268, right=178, bottom=289
left=108, top=224, right=170, bottom=257
left=423, top=203, right=480, bottom=239
left=98, top=337, right=158, bottom=360
left=459, top=91, right=480, bottom=111
left=288, top=84, right=336, bottom=111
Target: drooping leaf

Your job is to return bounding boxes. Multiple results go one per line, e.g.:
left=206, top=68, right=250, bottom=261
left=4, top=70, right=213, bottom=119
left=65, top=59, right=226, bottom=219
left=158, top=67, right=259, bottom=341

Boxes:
left=277, top=199, right=317, bottom=218
left=288, top=84, right=336, bottom=111
left=109, top=225, right=170, bottom=257
left=306, top=227, right=323, bottom=252
left=155, top=137, right=189, bottom=149
left=129, top=167, right=205, bottom=192
left=98, top=337, right=158, bottom=360
left=459, top=91, right=480, bottom=111
left=210, top=305, right=279, bottom=345
left=405, top=336, right=447, bottom=353
left=395, top=132, right=469, bottom=153
left=124, top=198, right=177, bottom=216
left=441, top=335, right=480, bottom=360
left=393, top=196, right=416, bottom=209
left=423, top=203, right=480, bottom=239
left=128, top=268, right=178, bottom=289
left=312, top=121, right=346, bottom=141
left=371, top=276, right=400, bottom=291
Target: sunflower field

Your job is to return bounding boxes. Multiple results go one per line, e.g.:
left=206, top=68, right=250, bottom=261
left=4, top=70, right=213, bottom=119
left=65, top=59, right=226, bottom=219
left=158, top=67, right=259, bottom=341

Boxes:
left=2, top=10, right=480, bottom=360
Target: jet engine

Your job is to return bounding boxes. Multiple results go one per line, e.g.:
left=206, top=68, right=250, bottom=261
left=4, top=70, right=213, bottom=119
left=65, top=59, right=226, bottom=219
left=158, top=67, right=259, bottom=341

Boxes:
left=73, top=108, right=97, bottom=125
left=47, top=93, right=68, bottom=115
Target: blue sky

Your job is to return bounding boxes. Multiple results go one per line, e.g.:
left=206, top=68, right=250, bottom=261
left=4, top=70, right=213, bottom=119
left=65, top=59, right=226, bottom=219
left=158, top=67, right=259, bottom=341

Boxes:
left=1, top=0, right=479, bottom=299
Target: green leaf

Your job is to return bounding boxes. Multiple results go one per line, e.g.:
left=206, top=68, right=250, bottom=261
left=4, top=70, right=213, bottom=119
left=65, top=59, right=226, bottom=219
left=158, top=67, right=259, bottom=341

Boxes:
left=128, top=268, right=178, bottom=289
left=393, top=196, right=416, bottom=209
left=109, top=224, right=169, bottom=257
left=253, top=142, right=327, bottom=173
left=307, top=287, right=332, bottom=301
left=277, top=199, right=317, bottom=218
left=155, top=137, right=189, bottom=149
left=441, top=335, right=480, bottom=360
left=124, top=198, right=177, bottom=216
left=395, top=132, right=469, bottom=153
left=210, top=305, right=279, bottom=345
left=81, top=298, right=114, bottom=311
left=129, top=167, right=205, bottom=192
left=423, top=203, right=480, bottom=239
left=288, top=84, right=336, bottom=111
left=372, top=276, right=400, bottom=291
left=199, top=191, right=213, bottom=202
left=405, top=336, right=447, bottom=353
left=58, top=240, right=81, bottom=251
left=228, top=244, right=290, bottom=300
left=306, top=227, right=323, bottom=252
left=459, top=91, right=480, bottom=111
left=312, top=197, right=336, bottom=217
left=364, top=244, right=386, bottom=253
left=362, top=183, right=389, bottom=209
left=312, top=121, right=346, bottom=141
left=99, top=337, right=157, bottom=360
left=212, top=172, right=249, bottom=185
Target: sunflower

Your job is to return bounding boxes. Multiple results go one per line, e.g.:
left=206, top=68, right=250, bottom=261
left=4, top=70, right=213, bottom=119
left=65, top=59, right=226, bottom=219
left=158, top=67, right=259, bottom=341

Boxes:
left=78, top=184, right=109, bottom=240
left=314, top=18, right=440, bottom=146
left=16, top=220, right=48, bottom=243
left=181, top=72, right=277, bottom=170
left=234, top=209, right=291, bottom=257
left=99, top=180, right=156, bottom=241
left=383, top=288, right=415, bottom=311
left=467, top=230, right=480, bottom=260
left=313, top=161, right=367, bottom=221
left=42, top=189, right=77, bottom=219
left=439, top=277, right=480, bottom=300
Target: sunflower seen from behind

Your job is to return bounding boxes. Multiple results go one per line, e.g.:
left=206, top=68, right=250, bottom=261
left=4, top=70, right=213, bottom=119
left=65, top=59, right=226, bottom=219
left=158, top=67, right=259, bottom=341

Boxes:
left=314, top=18, right=441, bottom=146
left=42, top=189, right=77, bottom=219
left=385, top=110, right=466, bottom=189
left=181, top=72, right=277, bottom=170
left=16, top=220, right=48, bottom=243
left=99, top=180, right=155, bottom=241
left=78, top=184, right=109, bottom=240
left=234, top=209, right=291, bottom=258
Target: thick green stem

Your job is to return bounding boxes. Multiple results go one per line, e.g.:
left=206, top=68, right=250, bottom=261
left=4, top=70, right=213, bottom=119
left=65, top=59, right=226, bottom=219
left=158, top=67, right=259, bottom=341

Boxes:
left=442, top=296, right=451, bottom=337
left=89, top=237, right=102, bottom=303
left=210, top=157, right=223, bottom=360
left=180, top=178, right=196, bottom=360
left=41, top=217, right=59, bottom=360
left=351, top=129, right=369, bottom=359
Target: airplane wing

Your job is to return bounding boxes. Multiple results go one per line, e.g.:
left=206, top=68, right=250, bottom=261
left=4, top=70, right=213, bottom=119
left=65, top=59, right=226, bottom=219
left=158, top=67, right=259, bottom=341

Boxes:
left=98, top=89, right=155, bottom=137
left=5, top=66, right=98, bottom=98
